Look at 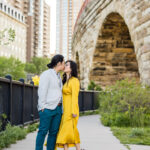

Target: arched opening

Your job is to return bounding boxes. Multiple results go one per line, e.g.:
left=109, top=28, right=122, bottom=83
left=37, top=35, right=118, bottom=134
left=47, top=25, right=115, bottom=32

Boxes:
left=90, top=13, right=139, bottom=87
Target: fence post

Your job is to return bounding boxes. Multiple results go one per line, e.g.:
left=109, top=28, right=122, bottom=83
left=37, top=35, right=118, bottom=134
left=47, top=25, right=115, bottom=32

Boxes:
left=32, top=84, right=35, bottom=122
left=82, top=91, right=85, bottom=113
left=30, top=81, right=34, bottom=122
left=92, top=91, right=95, bottom=112
left=19, top=78, right=25, bottom=126
left=5, top=75, right=12, bottom=124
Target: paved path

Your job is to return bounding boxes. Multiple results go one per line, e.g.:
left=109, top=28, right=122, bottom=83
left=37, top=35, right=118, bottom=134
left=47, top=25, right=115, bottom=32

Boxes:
left=3, top=115, right=150, bottom=150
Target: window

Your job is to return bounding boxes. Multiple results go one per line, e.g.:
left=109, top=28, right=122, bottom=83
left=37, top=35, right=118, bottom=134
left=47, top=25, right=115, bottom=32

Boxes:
left=0, top=3, right=2, bottom=10
left=11, top=10, right=14, bottom=15
left=8, top=7, right=10, bottom=14
left=15, top=12, right=17, bottom=18
left=18, top=14, right=20, bottom=20
left=4, top=5, right=6, bottom=12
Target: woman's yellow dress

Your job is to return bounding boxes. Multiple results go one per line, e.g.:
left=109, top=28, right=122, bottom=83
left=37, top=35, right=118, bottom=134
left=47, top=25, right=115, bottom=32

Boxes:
left=55, top=77, right=80, bottom=149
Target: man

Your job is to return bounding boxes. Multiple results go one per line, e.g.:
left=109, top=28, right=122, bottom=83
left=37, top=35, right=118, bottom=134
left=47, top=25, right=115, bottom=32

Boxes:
left=35, top=54, right=65, bottom=150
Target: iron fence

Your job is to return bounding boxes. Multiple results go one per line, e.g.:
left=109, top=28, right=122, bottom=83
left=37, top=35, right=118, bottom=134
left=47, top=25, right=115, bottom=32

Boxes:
left=0, top=76, right=99, bottom=128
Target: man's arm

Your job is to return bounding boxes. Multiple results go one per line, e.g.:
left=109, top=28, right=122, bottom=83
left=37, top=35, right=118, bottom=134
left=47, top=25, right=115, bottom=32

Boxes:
left=38, top=71, right=50, bottom=111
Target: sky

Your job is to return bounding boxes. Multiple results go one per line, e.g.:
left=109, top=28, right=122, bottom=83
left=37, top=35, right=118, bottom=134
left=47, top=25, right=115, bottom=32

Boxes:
left=45, top=0, right=56, bottom=54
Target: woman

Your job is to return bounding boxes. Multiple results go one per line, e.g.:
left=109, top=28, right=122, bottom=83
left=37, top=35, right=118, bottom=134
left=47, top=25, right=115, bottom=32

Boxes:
left=55, top=60, right=80, bottom=150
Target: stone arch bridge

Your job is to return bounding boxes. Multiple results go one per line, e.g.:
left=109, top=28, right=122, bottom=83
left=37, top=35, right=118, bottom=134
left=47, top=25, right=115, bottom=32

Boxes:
left=72, top=0, right=150, bottom=89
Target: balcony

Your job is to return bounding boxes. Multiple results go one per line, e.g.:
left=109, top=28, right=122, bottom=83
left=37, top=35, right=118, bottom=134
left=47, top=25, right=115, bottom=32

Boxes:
left=43, top=26, right=48, bottom=32
left=44, top=14, right=48, bottom=18
left=15, top=0, right=20, bottom=3
left=34, top=15, right=39, bottom=20
left=43, top=22, right=47, bottom=26
left=44, top=9, right=48, bottom=13
left=24, top=0, right=28, bottom=4
left=35, top=2, right=39, bottom=7
left=24, top=3, right=28, bottom=8
left=43, top=40, right=47, bottom=44
left=34, top=11, right=39, bottom=16
left=43, top=36, right=47, bottom=40
left=34, top=21, right=39, bottom=25
left=15, top=3, right=21, bottom=9
left=34, top=31, right=39, bottom=35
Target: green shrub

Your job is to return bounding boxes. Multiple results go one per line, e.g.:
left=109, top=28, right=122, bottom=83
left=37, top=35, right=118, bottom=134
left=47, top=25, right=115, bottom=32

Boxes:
left=0, top=124, right=27, bottom=149
left=100, top=113, right=112, bottom=126
left=129, top=128, right=145, bottom=137
left=99, top=79, right=150, bottom=127
left=0, top=114, right=8, bottom=131
left=0, top=57, right=25, bottom=80
left=0, top=122, right=39, bottom=149
left=88, top=80, right=102, bottom=91
left=27, top=123, right=38, bottom=133
left=25, top=57, right=50, bottom=75
left=0, top=121, right=2, bottom=132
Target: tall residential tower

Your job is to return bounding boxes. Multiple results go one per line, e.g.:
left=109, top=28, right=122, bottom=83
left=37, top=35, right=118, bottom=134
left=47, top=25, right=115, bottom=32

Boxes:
left=6, top=0, right=50, bottom=61
left=56, top=0, right=84, bottom=60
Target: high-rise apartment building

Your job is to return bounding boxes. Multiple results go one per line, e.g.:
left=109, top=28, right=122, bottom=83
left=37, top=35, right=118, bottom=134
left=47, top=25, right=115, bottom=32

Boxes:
left=43, top=1, right=50, bottom=57
left=6, top=0, right=50, bottom=61
left=0, top=0, right=27, bottom=62
left=56, top=0, right=84, bottom=60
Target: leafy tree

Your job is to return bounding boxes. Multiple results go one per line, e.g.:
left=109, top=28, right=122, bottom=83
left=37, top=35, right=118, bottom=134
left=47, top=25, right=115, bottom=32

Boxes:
left=24, top=63, right=36, bottom=74
left=0, top=57, right=25, bottom=80
left=25, top=57, right=50, bottom=75
left=0, top=28, right=15, bottom=45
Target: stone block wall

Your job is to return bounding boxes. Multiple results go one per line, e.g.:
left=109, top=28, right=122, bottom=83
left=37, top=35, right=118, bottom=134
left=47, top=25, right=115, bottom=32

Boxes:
left=72, top=0, right=150, bottom=89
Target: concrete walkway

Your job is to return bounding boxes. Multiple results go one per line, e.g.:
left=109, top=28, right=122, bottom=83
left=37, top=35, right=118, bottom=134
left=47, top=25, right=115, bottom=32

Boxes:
left=3, top=115, right=150, bottom=150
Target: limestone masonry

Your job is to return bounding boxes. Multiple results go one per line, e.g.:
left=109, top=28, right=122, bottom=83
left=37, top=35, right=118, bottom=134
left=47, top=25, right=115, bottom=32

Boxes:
left=72, top=0, right=150, bottom=88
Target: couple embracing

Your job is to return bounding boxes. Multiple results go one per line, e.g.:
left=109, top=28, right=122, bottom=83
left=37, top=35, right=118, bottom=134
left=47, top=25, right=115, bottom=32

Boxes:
left=35, top=54, right=81, bottom=150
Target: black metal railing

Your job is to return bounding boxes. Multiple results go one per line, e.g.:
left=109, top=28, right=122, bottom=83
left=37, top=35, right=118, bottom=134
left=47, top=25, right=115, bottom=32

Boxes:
left=0, top=76, right=100, bottom=128
left=0, top=76, right=39, bottom=127
left=79, top=90, right=99, bottom=112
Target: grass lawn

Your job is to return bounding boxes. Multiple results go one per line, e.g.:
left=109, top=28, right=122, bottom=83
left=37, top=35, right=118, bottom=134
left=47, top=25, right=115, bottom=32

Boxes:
left=111, top=127, right=150, bottom=146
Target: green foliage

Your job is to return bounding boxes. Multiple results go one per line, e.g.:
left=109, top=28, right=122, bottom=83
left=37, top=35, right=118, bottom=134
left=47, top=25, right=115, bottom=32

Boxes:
left=24, top=63, right=36, bottom=74
left=0, top=122, right=39, bottom=149
left=111, top=127, right=150, bottom=145
left=99, top=79, right=150, bottom=127
left=0, top=114, right=8, bottom=132
left=129, top=128, right=145, bottom=137
left=26, top=123, right=38, bottom=133
left=1, top=114, right=7, bottom=120
left=0, top=57, right=26, bottom=80
left=0, top=56, right=50, bottom=80
left=0, top=28, right=15, bottom=45
left=25, top=57, right=50, bottom=75
left=0, top=124, right=27, bottom=149
left=7, top=28, right=15, bottom=43
left=80, top=110, right=99, bottom=116
left=0, top=121, right=2, bottom=132
left=88, top=80, right=102, bottom=91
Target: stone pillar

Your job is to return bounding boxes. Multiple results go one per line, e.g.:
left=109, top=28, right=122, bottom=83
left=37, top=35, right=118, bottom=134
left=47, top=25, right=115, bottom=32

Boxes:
left=139, top=43, right=150, bottom=85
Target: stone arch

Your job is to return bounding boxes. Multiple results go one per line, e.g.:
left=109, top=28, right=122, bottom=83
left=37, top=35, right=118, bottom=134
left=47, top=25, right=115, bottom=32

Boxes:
left=72, top=0, right=150, bottom=89
left=90, top=12, right=140, bottom=87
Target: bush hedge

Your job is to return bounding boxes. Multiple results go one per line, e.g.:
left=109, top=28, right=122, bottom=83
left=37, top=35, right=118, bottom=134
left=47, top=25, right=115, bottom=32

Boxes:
left=99, top=79, right=150, bottom=127
left=0, top=123, right=39, bottom=149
